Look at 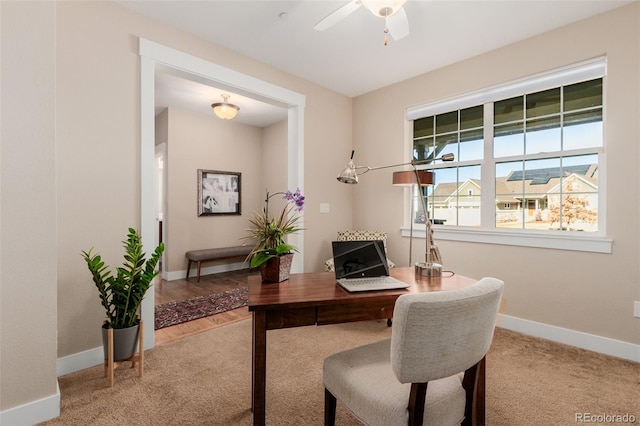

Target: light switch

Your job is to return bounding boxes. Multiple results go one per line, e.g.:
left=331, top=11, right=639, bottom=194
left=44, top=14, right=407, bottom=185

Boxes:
left=320, top=203, right=330, bottom=213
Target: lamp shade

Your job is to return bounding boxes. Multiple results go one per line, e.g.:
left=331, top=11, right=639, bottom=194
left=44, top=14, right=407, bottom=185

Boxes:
left=392, top=170, right=433, bottom=186
left=337, top=159, right=359, bottom=184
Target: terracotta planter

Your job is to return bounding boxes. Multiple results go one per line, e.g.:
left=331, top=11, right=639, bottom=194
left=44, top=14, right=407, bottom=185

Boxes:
left=101, top=322, right=140, bottom=361
left=260, top=253, right=294, bottom=283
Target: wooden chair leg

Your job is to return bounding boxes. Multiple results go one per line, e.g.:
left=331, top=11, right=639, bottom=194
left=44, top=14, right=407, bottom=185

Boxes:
left=408, top=383, right=428, bottom=426
left=477, top=357, right=486, bottom=425
left=197, top=261, right=202, bottom=283
left=324, top=388, right=337, bottom=426
left=462, top=357, right=484, bottom=426
left=186, top=260, right=192, bottom=279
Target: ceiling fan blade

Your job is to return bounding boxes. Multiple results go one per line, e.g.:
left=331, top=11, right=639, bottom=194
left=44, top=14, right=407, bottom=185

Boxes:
left=387, top=7, right=409, bottom=40
left=313, top=0, right=362, bottom=31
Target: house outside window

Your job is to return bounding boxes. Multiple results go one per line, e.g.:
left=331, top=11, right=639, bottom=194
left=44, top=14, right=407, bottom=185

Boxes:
left=407, top=58, right=608, bottom=251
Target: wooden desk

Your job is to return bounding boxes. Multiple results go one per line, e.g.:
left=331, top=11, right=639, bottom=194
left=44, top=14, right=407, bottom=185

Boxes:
left=248, top=267, right=478, bottom=426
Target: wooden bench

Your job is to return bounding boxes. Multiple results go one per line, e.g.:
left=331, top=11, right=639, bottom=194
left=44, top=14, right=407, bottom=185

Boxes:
left=185, top=245, right=253, bottom=282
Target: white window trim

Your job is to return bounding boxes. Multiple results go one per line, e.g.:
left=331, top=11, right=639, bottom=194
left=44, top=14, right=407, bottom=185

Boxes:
left=406, top=57, right=606, bottom=120
left=402, top=225, right=612, bottom=253
left=403, top=57, right=611, bottom=254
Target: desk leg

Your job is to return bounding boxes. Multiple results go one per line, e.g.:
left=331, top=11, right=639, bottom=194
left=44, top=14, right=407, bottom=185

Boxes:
left=252, top=311, right=267, bottom=426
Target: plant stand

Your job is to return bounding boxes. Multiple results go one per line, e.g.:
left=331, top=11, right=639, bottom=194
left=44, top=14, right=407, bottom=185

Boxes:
left=104, top=320, right=144, bottom=387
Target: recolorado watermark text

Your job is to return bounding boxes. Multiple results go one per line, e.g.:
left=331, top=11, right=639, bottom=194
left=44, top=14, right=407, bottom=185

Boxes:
left=575, top=413, right=636, bottom=423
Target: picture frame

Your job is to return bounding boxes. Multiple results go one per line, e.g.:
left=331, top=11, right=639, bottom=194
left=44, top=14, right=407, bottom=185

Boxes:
left=197, top=169, right=241, bottom=216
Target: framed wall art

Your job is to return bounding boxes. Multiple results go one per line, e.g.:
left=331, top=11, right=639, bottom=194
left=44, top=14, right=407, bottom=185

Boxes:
left=197, top=169, right=241, bottom=216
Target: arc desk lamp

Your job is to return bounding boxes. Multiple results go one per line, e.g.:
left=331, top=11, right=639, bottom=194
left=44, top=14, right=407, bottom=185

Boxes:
left=337, top=150, right=454, bottom=278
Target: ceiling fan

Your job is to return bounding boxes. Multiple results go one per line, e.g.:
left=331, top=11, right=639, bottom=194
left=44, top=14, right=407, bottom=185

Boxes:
left=314, top=0, right=410, bottom=46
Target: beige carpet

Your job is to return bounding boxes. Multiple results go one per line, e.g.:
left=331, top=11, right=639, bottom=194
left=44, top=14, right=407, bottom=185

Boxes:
left=41, top=320, right=638, bottom=425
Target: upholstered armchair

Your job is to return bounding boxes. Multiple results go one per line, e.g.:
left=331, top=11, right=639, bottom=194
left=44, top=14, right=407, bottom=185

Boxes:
left=324, top=230, right=396, bottom=272
left=323, top=277, right=504, bottom=426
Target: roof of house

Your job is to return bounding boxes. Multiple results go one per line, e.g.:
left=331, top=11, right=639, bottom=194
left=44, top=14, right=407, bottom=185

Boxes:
left=506, top=164, right=592, bottom=185
left=431, top=164, right=598, bottom=202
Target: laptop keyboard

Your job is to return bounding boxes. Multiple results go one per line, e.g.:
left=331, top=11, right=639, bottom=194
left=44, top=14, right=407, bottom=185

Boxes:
left=337, top=276, right=410, bottom=292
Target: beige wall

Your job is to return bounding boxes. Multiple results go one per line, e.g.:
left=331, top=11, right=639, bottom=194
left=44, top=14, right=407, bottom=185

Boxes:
left=262, top=119, right=289, bottom=218
left=353, top=3, right=640, bottom=345
left=0, top=0, right=58, bottom=412
left=164, top=107, right=264, bottom=272
left=155, top=108, right=169, bottom=146
left=303, top=91, right=355, bottom=269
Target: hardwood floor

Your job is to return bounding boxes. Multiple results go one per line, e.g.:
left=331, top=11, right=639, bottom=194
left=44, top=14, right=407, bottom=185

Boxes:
left=153, top=268, right=256, bottom=346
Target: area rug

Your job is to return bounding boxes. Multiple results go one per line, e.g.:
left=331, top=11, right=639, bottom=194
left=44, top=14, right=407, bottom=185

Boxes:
left=154, top=287, right=248, bottom=329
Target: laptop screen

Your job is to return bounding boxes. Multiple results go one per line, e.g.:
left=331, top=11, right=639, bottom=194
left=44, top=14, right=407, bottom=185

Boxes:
left=332, top=240, right=390, bottom=279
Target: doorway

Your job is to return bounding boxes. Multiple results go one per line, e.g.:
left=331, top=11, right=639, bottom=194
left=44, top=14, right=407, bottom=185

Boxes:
left=139, top=38, right=306, bottom=349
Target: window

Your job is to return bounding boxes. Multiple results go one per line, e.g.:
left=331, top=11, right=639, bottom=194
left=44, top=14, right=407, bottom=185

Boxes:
left=494, top=78, right=601, bottom=231
left=414, top=106, right=483, bottom=227
left=407, top=59, right=609, bottom=252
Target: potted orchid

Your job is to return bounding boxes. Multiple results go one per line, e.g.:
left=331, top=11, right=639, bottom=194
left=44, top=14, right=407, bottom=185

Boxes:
left=244, top=188, right=304, bottom=282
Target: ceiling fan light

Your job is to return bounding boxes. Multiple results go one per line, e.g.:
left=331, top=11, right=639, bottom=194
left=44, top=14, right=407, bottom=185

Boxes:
left=211, top=94, right=240, bottom=120
left=362, top=0, right=406, bottom=18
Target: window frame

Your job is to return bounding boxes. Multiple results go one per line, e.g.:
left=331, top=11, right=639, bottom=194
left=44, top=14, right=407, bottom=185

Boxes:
left=403, top=58, right=611, bottom=253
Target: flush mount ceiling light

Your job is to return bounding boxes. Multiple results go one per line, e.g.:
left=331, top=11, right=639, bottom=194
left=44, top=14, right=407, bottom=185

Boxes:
left=211, top=94, right=239, bottom=120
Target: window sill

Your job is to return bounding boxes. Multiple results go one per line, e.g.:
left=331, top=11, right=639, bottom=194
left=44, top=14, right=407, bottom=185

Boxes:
left=401, top=226, right=612, bottom=254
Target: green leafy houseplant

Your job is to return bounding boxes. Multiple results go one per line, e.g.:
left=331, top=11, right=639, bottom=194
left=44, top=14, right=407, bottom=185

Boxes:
left=82, top=228, right=165, bottom=329
left=244, top=188, right=304, bottom=268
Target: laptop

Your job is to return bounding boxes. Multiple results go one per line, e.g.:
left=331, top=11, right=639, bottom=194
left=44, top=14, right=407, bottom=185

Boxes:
left=331, top=240, right=409, bottom=292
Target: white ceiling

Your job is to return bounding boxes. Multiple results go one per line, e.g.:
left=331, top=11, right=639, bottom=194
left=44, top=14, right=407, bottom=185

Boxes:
left=155, top=71, right=289, bottom=128
left=119, top=0, right=633, bottom=127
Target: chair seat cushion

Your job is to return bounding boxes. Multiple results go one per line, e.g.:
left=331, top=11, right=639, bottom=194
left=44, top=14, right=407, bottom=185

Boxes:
left=323, top=339, right=466, bottom=426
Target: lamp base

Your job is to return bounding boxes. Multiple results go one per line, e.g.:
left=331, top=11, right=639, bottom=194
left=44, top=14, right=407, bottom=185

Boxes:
left=415, top=261, right=442, bottom=278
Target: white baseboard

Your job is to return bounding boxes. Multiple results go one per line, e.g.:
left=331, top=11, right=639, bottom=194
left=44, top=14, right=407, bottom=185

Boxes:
left=497, top=314, right=640, bottom=362
left=165, top=261, right=248, bottom=282
left=57, top=346, right=104, bottom=377
left=0, top=382, right=60, bottom=425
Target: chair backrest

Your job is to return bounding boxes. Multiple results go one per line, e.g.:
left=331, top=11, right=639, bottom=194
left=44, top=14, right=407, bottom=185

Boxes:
left=337, top=230, right=388, bottom=251
left=390, top=277, right=504, bottom=384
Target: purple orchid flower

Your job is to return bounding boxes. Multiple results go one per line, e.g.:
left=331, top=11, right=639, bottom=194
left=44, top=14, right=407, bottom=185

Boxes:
left=283, top=188, right=305, bottom=212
